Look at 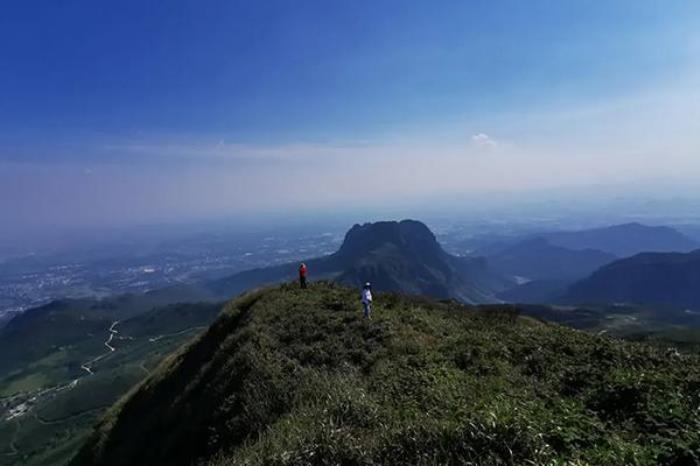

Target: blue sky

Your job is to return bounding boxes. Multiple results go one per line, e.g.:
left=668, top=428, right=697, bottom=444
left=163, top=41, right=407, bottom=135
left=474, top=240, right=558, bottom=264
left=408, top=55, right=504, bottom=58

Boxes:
left=2, top=1, right=700, bottom=233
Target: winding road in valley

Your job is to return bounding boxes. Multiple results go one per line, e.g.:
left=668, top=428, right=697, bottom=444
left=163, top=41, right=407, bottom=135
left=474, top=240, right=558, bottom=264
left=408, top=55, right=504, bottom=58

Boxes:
left=2, top=321, right=122, bottom=424
left=3, top=320, right=206, bottom=427
left=80, top=321, right=119, bottom=375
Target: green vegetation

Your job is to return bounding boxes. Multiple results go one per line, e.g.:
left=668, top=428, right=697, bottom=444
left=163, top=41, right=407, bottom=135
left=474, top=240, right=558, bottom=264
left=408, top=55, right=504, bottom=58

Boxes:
left=0, top=372, right=52, bottom=397
left=0, top=302, right=222, bottom=466
left=73, top=282, right=700, bottom=465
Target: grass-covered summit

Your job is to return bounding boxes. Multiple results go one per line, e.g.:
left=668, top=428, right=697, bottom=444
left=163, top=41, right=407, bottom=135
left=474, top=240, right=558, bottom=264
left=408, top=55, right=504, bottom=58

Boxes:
left=73, top=282, right=700, bottom=465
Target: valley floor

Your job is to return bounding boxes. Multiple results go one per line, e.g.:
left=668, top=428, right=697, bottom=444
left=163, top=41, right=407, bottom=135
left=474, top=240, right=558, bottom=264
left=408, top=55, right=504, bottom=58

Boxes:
left=0, top=304, right=219, bottom=466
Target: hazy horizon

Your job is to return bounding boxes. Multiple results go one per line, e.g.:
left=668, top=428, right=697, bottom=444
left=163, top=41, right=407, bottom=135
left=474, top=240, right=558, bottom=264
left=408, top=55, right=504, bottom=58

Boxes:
left=2, top=1, right=700, bottom=237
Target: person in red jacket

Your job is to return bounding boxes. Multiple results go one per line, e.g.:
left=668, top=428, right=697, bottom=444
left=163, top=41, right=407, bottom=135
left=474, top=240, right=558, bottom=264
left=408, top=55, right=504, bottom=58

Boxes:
left=299, top=263, right=308, bottom=289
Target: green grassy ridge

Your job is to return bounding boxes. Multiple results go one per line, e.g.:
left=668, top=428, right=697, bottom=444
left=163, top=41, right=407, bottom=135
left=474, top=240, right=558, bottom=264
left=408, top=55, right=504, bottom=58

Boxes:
left=73, top=282, right=700, bottom=465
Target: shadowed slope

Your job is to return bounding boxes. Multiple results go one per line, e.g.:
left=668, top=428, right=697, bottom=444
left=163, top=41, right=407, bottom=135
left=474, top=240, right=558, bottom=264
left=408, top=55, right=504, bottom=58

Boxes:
left=564, top=249, right=700, bottom=309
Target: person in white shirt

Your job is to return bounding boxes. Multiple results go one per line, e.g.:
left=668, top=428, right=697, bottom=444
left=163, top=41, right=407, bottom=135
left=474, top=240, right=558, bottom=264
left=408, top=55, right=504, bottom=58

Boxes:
left=361, top=282, right=373, bottom=319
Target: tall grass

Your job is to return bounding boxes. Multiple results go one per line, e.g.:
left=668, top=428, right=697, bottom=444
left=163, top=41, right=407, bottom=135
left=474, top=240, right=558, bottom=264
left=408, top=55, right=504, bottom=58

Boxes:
left=73, top=282, right=700, bottom=466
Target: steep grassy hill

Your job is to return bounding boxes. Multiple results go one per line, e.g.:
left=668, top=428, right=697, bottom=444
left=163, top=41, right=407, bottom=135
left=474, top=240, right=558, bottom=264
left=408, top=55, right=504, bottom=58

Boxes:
left=73, top=282, right=700, bottom=465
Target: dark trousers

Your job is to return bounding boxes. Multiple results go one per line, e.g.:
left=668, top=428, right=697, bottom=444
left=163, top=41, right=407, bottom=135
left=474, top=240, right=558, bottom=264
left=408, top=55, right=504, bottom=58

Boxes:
left=300, top=276, right=307, bottom=289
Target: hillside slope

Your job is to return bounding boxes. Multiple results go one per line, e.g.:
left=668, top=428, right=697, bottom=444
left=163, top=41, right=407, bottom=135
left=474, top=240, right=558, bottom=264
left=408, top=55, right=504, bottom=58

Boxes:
left=73, top=282, right=700, bottom=466
left=0, top=302, right=222, bottom=466
left=563, top=249, right=700, bottom=310
left=0, top=285, right=215, bottom=378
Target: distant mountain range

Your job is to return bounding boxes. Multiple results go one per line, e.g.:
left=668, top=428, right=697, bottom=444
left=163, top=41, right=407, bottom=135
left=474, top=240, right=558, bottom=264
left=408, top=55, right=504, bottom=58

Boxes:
left=475, top=222, right=697, bottom=260
left=562, top=249, right=700, bottom=310
left=540, top=222, right=698, bottom=257
left=494, top=224, right=700, bottom=311
left=209, top=220, right=509, bottom=304
left=485, top=237, right=616, bottom=282
left=206, top=221, right=700, bottom=311
left=475, top=223, right=698, bottom=303
left=7, top=221, right=698, bottom=344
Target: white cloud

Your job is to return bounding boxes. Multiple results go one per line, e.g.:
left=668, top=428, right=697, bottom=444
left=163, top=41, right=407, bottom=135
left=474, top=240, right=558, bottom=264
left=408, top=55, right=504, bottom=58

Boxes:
left=471, top=133, right=497, bottom=148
